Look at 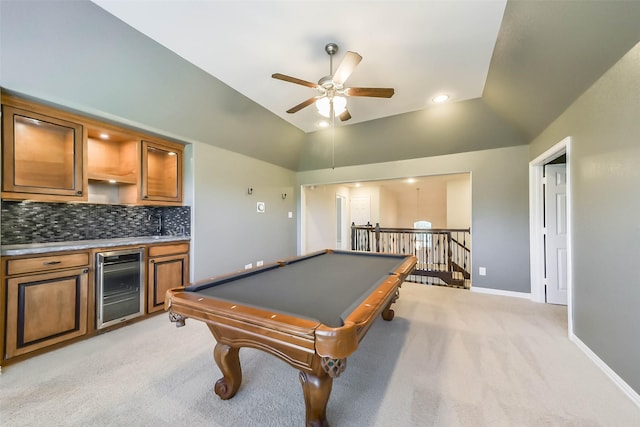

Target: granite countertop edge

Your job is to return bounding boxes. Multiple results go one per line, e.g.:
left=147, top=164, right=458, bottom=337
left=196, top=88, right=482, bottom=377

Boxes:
left=1, top=236, right=191, bottom=256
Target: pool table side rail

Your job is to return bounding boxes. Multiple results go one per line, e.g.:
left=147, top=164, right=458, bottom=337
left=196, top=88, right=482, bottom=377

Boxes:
left=165, top=289, right=325, bottom=371
left=316, top=274, right=403, bottom=356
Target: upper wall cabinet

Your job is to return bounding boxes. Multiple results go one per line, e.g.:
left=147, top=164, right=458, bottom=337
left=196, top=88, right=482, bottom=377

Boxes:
left=118, top=139, right=184, bottom=205
left=1, top=104, right=87, bottom=202
left=1, top=93, right=185, bottom=206
left=142, top=140, right=183, bottom=204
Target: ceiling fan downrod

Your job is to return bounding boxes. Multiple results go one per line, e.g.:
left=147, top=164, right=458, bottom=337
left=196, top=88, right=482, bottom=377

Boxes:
left=325, top=43, right=338, bottom=76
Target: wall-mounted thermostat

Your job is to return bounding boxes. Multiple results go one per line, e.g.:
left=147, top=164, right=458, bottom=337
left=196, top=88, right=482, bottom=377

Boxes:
left=257, top=202, right=266, bottom=213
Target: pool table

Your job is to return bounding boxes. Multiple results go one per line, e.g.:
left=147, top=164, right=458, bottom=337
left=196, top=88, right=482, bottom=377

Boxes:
left=165, top=249, right=416, bottom=427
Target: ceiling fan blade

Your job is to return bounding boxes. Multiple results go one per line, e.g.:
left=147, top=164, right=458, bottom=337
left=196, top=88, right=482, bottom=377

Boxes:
left=286, top=96, right=318, bottom=114
left=339, top=109, right=352, bottom=122
left=332, top=51, right=362, bottom=85
left=272, top=73, right=318, bottom=89
left=346, top=87, right=395, bottom=98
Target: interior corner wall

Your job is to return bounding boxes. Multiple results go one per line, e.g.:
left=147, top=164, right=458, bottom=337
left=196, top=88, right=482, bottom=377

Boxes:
left=447, top=178, right=472, bottom=229
left=378, top=186, right=398, bottom=227
left=303, top=184, right=339, bottom=253
left=529, top=42, right=640, bottom=395
left=191, top=143, right=297, bottom=280
left=297, top=144, right=530, bottom=293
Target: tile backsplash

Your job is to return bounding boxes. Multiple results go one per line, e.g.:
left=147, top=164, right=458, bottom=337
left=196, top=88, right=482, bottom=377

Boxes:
left=1, top=201, right=190, bottom=245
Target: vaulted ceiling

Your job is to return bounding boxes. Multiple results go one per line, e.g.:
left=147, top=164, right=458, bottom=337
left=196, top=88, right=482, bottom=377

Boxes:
left=4, top=1, right=632, bottom=171
left=91, top=0, right=640, bottom=145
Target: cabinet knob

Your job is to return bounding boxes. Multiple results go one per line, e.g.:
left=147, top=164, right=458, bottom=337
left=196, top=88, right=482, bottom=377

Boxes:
left=76, top=190, right=83, bottom=195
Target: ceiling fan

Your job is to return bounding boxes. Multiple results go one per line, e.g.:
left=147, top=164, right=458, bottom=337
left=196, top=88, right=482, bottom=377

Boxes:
left=272, top=43, right=394, bottom=122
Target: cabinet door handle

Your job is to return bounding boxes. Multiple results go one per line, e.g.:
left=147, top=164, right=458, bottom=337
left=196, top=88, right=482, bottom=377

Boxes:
left=43, top=261, right=62, bottom=265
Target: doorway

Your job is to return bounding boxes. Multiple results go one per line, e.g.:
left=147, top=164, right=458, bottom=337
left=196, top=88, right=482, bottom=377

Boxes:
left=529, top=137, right=572, bottom=332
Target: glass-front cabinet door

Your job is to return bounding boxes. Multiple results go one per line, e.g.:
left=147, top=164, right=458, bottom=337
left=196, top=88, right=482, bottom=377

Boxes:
left=2, top=106, right=85, bottom=200
left=141, top=140, right=183, bottom=204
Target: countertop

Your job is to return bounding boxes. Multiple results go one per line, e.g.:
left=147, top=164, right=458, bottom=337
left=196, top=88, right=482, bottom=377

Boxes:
left=1, top=236, right=191, bottom=256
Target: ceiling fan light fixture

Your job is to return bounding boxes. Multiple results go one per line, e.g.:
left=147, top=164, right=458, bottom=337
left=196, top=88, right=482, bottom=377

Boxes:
left=316, top=96, right=347, bottom=118
left=433, top=94, right=449, bottom=104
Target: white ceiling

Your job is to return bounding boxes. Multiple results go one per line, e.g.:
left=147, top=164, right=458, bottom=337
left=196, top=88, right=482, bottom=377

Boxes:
left=91, top=0, right=507, bottom=133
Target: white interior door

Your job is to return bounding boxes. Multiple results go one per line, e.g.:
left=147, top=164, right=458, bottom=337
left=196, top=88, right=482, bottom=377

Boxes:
left=545, top=163, right=568, bottom=305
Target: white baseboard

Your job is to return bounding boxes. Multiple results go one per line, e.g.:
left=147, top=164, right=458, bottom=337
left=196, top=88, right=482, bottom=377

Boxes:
left=571, top=333, right=640, bottom=408
left=470, top=286, right=531, bottom=299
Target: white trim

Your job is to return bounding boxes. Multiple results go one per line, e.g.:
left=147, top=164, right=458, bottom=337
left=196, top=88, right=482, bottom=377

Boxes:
left=571, top=334, right=640, bottom=408
left=529, top=136, right=573, bottom=335
left=471, top=286, right=531, bottom=299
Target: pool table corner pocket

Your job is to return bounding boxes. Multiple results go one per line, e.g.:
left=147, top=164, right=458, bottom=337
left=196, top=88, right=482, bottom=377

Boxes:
left=314, top=320, right=358, bottom=359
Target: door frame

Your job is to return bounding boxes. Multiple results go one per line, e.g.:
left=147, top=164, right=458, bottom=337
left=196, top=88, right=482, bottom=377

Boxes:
left=529, top=136, right=573, bottom=334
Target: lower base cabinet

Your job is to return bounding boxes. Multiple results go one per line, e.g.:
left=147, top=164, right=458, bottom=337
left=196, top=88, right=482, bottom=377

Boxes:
left=147, top=243, right=190, bottom=313
left=1, top=241, right=190, bottom=366
left=3, top=253, right=90, bottom=360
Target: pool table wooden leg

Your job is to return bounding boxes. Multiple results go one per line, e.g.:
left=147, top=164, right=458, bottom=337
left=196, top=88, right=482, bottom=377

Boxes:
left=299, top=370, right=332, bottom=427
left=381, top=289, right=400, bottom=321
left=213, top=342, right=242, bottom=400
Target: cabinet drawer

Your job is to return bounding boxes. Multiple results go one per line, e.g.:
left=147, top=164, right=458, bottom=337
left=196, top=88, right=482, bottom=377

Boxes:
left=6, top=252, right=90, bottom=276
left=148, top=243, right=189, bottom=258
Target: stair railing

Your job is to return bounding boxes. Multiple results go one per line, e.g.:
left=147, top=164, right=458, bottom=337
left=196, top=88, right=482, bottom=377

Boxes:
left=351, top=223, right=471, bottom=288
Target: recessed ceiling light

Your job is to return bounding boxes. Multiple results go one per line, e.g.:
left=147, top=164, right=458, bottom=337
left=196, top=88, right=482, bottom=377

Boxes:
left=432, top=94, right=449, bottom=104
left=318, top=121, right=330, bottom=128
left=406, top=178, right=416, bottom=184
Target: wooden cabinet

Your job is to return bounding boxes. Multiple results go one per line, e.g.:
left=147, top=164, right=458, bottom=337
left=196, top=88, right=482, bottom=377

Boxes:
left=1, top=104, right=87, bottom=202
left=2, top=93, right=185, bottom=206
left=147, top=242, right=189, bottom=313
left=137, top=140, right=184, bottom=205
left=2, top=252, right=90, bottom=360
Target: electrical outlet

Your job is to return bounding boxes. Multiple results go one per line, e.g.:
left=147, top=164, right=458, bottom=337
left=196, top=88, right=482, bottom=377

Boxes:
left=479, top=267, right=486, bottom=276
left=244, top=263, right=252, bottom=270
left=256, top=260, right=264, bottom=267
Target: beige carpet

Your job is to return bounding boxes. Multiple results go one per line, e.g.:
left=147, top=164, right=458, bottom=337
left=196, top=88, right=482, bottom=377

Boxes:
left=1, top=283, right=639, bottom=426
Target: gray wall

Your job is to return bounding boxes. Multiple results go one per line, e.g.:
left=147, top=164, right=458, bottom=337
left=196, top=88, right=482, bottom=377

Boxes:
left=190, top=143, right=296, bottom=280
left=0, top=0, right=300, bottom=279
left=530, top=42, right=640, bottom=394
left=298, top=145, right=531, bottom=294
left=0, top=0, right=305, bottom=170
